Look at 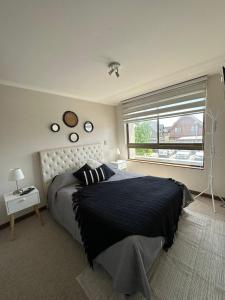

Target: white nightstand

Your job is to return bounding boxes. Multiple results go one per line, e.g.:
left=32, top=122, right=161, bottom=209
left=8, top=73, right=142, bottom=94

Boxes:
left=3, top=186, right=44, bottom=240
left=111, top=160, right=127, bottom=170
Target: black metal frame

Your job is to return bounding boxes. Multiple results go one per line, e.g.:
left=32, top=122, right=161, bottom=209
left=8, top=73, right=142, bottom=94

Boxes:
left=50, top=123, right=60, bottom=132
left=127, top=142, right=203, bottom=151
left=84, top=121, right=94, bottom=133
left=69, top=132, right=79, bottom=143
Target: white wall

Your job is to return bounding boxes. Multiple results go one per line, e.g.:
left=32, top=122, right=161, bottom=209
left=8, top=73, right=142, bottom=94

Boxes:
left=1, top=74, right=224, bottom=226
left=117, top=74, right=225, bottom=196
left=0, top=85, right=117, bottom=225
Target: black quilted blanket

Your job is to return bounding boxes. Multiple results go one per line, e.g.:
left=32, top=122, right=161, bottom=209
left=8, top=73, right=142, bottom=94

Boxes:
left=72, top=176, right=184, bottom=266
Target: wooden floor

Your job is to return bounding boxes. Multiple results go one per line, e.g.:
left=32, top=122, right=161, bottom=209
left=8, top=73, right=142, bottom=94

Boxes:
left=0, top=196, right=224, bottom=300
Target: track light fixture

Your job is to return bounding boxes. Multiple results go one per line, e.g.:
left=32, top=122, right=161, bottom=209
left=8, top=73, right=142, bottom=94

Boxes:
left=221, top=66, right=225, bottom=83
left=108, top=62, right=120, bottom=78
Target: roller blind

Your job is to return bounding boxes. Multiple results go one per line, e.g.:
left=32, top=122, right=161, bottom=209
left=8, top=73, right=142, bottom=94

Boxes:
left=122, top=76, right=207, bottom=123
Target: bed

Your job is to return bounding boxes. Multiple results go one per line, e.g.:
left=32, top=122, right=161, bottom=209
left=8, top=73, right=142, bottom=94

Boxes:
left=39, top=143, right=193, bottom=299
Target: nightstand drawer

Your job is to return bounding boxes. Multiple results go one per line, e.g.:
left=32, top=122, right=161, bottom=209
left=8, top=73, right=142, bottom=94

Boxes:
left=6, top=193, right=39, bottom=214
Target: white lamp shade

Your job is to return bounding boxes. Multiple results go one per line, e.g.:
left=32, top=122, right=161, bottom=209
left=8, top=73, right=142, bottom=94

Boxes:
left=8, top=168, right=25, bottom=181
left=116, top=148, right=121, bottom=155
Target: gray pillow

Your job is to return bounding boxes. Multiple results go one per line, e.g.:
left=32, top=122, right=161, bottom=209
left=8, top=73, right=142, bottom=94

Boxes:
left=87, top=159, right=102, bottom=169
left=51, top=169, right=80, bottom=191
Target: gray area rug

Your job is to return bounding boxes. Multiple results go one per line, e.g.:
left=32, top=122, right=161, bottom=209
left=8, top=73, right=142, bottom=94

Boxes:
left=76, top=209, right=225, bottom=300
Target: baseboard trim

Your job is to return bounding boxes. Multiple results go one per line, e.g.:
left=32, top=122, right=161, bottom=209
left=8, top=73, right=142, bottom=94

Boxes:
left=0, top=205, right=47, bottom=230
left=190, top=190, right=225, bottom=201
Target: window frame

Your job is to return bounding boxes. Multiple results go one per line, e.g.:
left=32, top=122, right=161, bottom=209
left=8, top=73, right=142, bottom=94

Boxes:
left=126, top=111, right=205, bottom=168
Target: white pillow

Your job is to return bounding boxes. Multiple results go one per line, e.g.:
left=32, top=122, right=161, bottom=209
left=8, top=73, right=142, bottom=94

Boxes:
left=87, top=159, right=102, bottom=169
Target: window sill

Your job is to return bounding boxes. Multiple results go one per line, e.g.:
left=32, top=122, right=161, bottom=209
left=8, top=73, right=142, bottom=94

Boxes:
left=128, top=158, right=204, bottom=170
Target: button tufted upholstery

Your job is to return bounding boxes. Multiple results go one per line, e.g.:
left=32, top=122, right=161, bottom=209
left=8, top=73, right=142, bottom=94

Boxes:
left=39, top=143, right=104, bottom=191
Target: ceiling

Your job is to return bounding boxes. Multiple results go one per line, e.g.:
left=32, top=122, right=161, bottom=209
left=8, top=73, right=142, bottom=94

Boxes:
left=0, top=0, right=225, bottom=105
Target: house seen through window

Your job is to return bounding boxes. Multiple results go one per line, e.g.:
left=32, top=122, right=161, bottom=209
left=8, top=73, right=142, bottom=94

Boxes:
left=127, top=113, right=204, bottom=167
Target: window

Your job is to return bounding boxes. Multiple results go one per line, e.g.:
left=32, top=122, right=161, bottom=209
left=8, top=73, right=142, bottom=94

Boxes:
left=127, top=112, right=204, bottom=167
left=174, top=127, right=181, bottom=134
left=122, top=77, right=207, bottom=168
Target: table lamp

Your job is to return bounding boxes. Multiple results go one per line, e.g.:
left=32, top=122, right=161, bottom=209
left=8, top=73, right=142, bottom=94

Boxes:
left=8, top=168, right=24, bottom=195
left=116, top=148, right=121, bottom=160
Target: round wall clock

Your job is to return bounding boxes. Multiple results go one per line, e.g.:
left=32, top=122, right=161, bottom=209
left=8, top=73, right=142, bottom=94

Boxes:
left=84, top=121, right=94, bottom=133
left=69, top=132, right=79, bottom=143
left=63, top=111, right=78, bottom=127
left=50, top=123, right=60, bottom=132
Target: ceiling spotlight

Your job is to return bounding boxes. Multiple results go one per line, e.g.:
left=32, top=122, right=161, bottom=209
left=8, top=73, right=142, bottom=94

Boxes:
left=108, top=62, right=120, bottom=78
left=221, top=66, right=225, bottom=83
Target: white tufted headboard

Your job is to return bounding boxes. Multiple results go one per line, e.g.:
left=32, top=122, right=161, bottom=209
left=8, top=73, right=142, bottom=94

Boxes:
left=39, top=143, right=104, bottom=192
